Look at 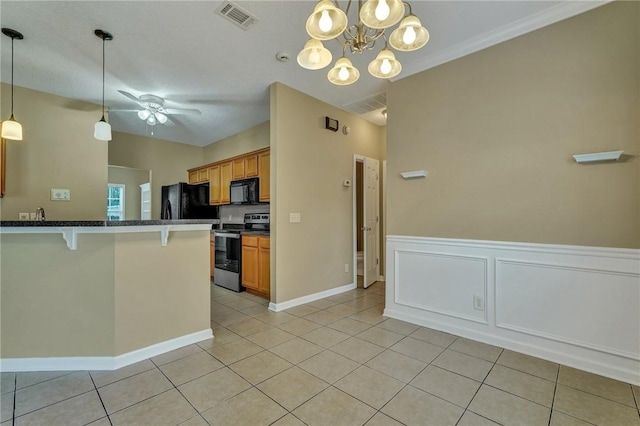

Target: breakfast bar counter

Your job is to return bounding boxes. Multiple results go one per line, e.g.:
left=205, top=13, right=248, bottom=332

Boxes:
left=0, top=221, right=215, bottom=371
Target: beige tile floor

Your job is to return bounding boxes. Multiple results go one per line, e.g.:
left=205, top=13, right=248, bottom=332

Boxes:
left=2, top=281, right=640, bottom=425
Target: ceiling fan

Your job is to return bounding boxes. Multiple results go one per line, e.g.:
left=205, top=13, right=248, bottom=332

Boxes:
left=116, top=90, right=201, bottom=126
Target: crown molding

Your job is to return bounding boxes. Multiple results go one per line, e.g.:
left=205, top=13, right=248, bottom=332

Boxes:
left=396, top=1, right=613, bottom=81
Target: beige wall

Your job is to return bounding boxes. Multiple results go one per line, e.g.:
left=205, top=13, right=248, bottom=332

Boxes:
left=0, top=84, right=108, bottom=220
left=0, top=230, right=210, bottom=358
left=114, top=231, right=210, bottom=355
left=270, top=82, right=386, bottom=303
left=202, top=121, right=270, bottom=164
left=108, top=166, right=150, bottom=220
left=387, top=2, right=639, bottom=249
left=1, top=233, right=116, bottom=357
left=109, top=132, right=203, bottom=219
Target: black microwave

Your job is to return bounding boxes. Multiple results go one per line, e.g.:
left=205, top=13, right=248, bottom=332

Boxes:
left=230, top=178, right=259, bottom=204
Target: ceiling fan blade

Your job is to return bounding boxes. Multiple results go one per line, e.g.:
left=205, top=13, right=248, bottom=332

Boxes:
left=117, top=90, right=146, bottom=107
left=164, top=108, right=201, bottom=116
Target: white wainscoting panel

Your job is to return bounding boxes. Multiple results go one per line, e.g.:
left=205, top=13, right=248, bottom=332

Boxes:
left=385, top=236, right=640, bottom=385
left=395, top=250, right=488, bottom=324
left=495, top=259, right=640, bottom=359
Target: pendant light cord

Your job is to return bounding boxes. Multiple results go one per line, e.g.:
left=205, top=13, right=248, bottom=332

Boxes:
left=10, top=36, right=15, bottom=117
left=101, top=37, right=105, bottom=119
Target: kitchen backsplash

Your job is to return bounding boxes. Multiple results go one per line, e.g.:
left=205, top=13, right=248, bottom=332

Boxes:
left=219, top=204, right=270, bottom=224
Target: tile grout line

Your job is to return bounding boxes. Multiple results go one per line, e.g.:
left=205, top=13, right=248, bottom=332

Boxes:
left=88, top=372, right=113, bottom=426
left=548, top=361, right=560, bottom=426
left=453, top=348, right=503, bottom=426
left=11, top=373, right=16, bottom=426
left=149, top=356, right=210, bottom=425
left=9, top=374, right=97, bottom=422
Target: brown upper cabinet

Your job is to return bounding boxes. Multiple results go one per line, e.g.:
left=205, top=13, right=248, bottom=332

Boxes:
left=187, top=147, right=269, bottom=205
left=188, top=167, right=209, bottom=184
left=258, top=151, right=270, bottom=203
left=232, top=155, right=258, bottom=180
left=208, top=164, right=221, bottom=204
left=220, top=162, right=232, bottom=205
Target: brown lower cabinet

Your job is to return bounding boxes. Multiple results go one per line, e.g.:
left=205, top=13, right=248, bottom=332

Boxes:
left=241, top=235, right=270, bottom=299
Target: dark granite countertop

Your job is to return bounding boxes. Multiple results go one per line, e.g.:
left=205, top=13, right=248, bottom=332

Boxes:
left=0, top=219, right=219, bottom=227
left=241, top=231, right=270, bottom=236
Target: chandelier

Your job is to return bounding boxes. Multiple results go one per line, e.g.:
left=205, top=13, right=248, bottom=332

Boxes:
left=297, top=0, right=429, bottom=85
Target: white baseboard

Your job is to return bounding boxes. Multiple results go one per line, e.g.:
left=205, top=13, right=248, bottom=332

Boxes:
left=385, top=235, right=640, bottom=385
left=269, top=283, right=356, bottom=312
left=378, top=275, right=385, bottom=282
left=0, top=329, right=213, bottom=372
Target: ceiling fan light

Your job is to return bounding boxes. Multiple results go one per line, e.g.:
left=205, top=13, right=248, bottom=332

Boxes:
left=306, top=0, right=348, bottom=40
left=389, top=14, right=429, bottom=51
left=94, top=117, right=112, bottom=141
left=137, top=109, right=151, bottom=120
left=368, top=48, right=402, bottom=79
left=146, top=114, right=157, bottom=126
left=327, top=56, right=359, bottom=86
left=297, top=39, right=333, bottom=70
left=155, top=112, right=168, bottom=124
left=359, top=0, right=405, bottom=30
left=1, top=115, right=23, bottom=140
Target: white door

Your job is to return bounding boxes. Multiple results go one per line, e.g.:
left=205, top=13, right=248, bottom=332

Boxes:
left=140, top=182, right=151, bottom=220
left=363, top=157, right=379, bottom=288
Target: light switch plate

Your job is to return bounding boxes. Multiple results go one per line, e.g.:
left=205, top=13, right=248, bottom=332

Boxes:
left=51, top=188, right=71, bottom=201
left=289, top=213, right=301, bottom=223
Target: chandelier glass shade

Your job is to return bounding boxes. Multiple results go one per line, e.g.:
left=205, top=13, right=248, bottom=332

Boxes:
left=298, top=0, right=429, bottom=85
left=297, top=39, right=333, bottom=70
left=368, top=48, right=401, bottom=79
left=328, top=56, right=360, bottom=85
left=389, top=14, right=429, bottom=51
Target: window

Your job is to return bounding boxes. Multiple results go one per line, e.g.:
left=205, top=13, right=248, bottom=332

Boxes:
left=107, top=184, right=125, bottom=220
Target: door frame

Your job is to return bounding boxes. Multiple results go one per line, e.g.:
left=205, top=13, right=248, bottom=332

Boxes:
left=352, top=154, right=380, bottom=288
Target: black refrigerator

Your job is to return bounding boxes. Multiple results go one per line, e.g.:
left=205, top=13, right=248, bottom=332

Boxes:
left=161, top=183, right=219, bottom=219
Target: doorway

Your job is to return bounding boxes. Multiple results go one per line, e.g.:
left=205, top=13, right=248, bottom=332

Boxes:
left=353, top=155, right=380, bottom=289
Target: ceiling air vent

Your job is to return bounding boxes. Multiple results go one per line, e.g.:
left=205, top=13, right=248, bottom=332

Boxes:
left=215, top=2, right=259, bottom=30
left=342, top=92, right=387, bottom=115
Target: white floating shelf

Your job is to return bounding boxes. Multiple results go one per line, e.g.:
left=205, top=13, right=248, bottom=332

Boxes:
left=401, top=170, right=428, bottom=179
left=573, top=150, right=623, bottom=163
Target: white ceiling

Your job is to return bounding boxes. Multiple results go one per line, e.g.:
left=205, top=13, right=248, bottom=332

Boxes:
left=0, top=1, right=606, bottom=147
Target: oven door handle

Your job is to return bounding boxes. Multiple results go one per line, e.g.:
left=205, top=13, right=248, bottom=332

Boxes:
left=215, top=232, right=241, bottom=239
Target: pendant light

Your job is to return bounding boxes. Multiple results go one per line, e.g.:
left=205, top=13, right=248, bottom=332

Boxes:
left=1, top=28, right=24, bottom=141
left=94, top=29, right=113, bottom=141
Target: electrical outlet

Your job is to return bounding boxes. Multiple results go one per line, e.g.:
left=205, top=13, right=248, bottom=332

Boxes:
left=289, top=213, right=301, bottom=223
left=473, top=295, right=485, bottom=311
left=19, top=212, right=29, bottom=220
left=344, top=264, right=349, bottom=273
left=51, top=188, right=70, bottom=201
left=29, top=212, right=37, bottom=220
